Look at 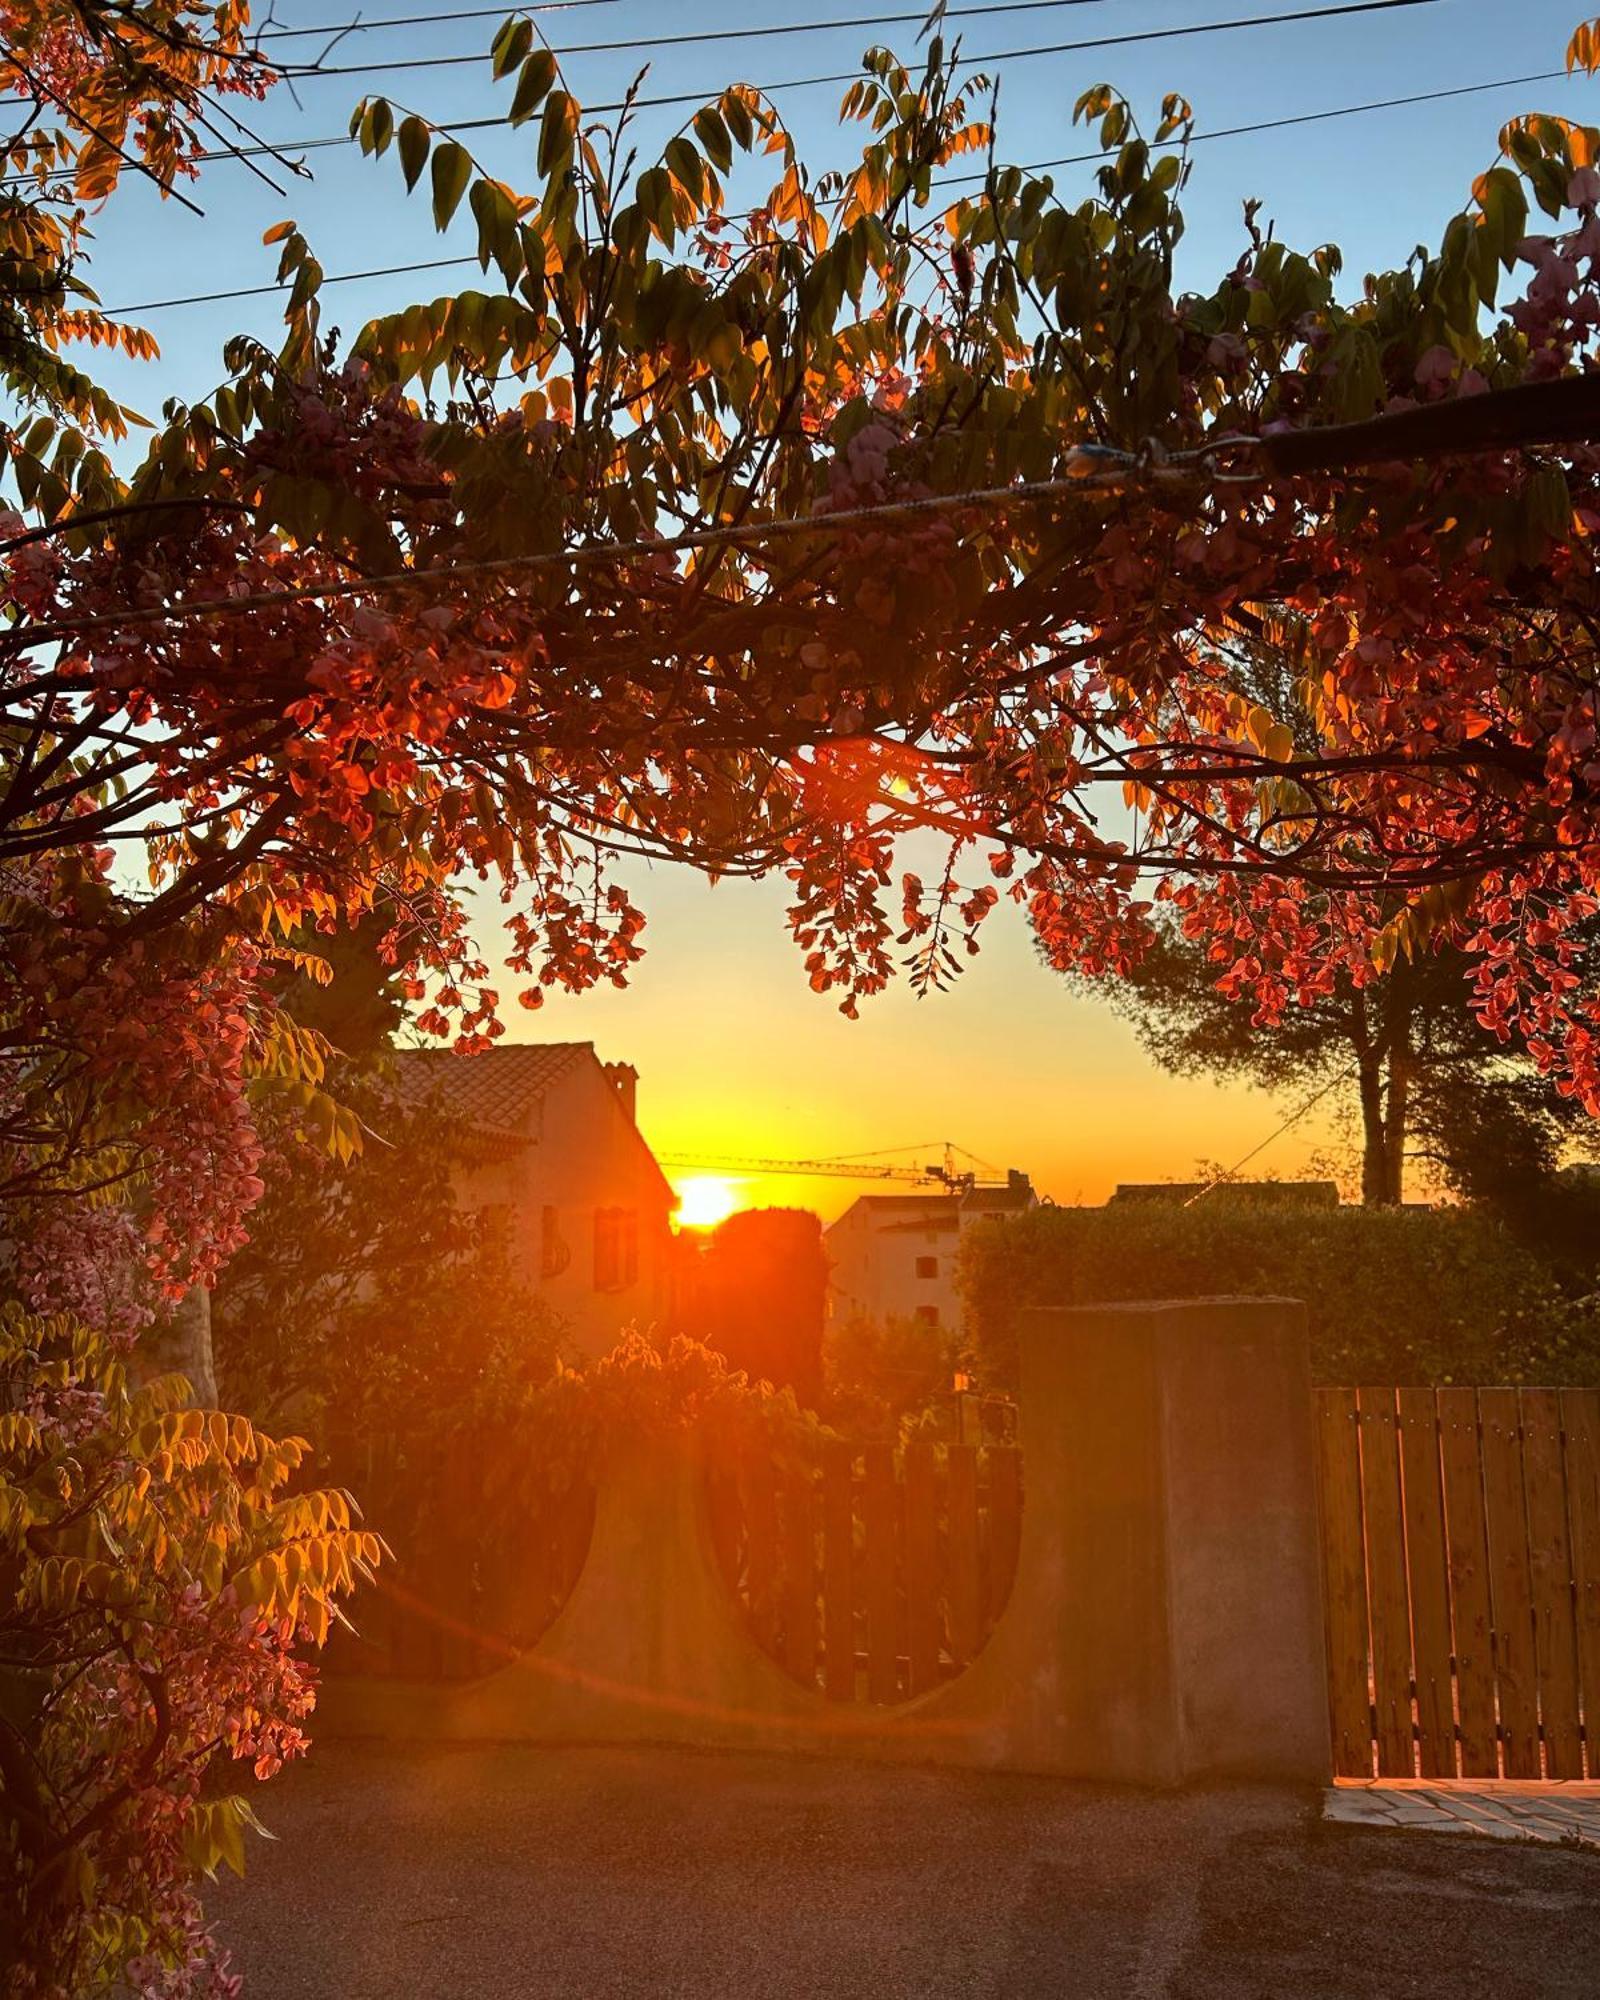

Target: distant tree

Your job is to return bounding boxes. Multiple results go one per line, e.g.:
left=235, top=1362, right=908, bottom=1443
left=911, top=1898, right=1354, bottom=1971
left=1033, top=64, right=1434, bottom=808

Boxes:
left=1085, top=918, right=1600, bottom=1207
left=1055, top=624, right=1600, bottom=1207
left=678, top=1208, right=827, bottom=1407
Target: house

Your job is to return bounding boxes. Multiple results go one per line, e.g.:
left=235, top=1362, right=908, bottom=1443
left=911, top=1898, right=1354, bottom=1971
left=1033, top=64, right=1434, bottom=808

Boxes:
left=823, top=1171, right=1037, bottom=1334
left=394, top=1042, right=676, bottom=1356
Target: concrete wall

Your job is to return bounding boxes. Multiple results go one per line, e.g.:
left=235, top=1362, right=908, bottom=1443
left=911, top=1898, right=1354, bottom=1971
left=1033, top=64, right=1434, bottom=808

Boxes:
left=325, top=1296, right=1330, bottom=1785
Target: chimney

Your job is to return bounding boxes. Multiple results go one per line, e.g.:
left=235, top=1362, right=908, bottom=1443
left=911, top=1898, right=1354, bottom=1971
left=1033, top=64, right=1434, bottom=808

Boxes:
left=603, top=1060, right=638, bottom=1123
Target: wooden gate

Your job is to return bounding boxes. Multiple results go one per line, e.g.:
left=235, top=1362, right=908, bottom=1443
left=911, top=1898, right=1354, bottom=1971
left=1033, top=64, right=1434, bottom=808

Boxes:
left=709, top=1439, right=1024, bottom=1704
left=1316, top=1386, right=1600, bottom=1778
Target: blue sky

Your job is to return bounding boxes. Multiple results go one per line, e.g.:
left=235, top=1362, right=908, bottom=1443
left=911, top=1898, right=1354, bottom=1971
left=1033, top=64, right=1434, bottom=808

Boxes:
left=69, top=0, right=1598, bottom=1212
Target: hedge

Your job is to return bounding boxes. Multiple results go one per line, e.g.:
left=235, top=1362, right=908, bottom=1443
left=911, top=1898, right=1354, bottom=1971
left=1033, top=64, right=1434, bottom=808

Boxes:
left=955, top=1200, right=1600, bottom=1390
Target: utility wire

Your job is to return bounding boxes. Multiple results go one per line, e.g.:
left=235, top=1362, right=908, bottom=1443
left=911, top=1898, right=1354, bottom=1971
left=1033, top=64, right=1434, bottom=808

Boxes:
left=95, top=63, right=1574, bottom=319
left=106, top=254, right=478, bottom=316
left=272, top=0, right=1442, bottom=93
left=0, top=0, right=1451, bottom=194
left=1182, top=1065, right=1355, bottom=1204
left=936, top=64, right=1575, bottom=187
left=9, top=372, right=1600, bottom=639
left=259, top=0, right=1109, bottom=49
left=2, top=458, right=1191, bottom=644
left=260, top=0, right=621, bottom=36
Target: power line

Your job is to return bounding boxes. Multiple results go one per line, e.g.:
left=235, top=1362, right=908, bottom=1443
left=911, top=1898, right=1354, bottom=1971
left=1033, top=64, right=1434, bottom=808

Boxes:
left=4, top=458, right=1177, bottom=644
left=260, top=0, right=1109, bottom=51
left=10, top=373, right=1600, bottom=641
left=105, top=255, right=477, bottom=316
left=274, top=0, right=1443, bottom=97
left=1182, top=1065, right=1354, bottom=1204
left=0, top=0, right=1449, bottom=193
left=936, top=64, right=1576, bottom=187
left=95, top=63, right=1575, bottom=320
left=261, top=0, right=619, bottom=35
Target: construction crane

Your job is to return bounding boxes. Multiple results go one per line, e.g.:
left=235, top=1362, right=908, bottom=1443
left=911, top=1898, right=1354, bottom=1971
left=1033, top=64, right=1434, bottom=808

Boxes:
left=656, top=1141, right=994, bottom=1192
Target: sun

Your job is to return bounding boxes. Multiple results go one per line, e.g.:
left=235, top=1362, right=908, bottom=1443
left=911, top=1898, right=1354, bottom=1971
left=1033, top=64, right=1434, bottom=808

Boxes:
left=673, top=1174, right=741, bottom=1230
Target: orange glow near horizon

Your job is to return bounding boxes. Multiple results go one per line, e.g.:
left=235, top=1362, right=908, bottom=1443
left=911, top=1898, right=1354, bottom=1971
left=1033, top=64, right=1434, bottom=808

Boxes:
left=673, top=1174, right=742, bottom=1230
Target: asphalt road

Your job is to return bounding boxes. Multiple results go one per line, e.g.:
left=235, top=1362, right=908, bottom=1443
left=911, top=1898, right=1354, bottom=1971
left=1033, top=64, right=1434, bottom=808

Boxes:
left=213, top=1742, right=1600, bottom=1999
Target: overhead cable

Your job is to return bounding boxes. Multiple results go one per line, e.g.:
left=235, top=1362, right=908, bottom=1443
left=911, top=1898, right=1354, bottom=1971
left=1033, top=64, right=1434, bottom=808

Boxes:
left=15, top=375, right=1600, bottom=641
left=0, top=0, right=1451, bottom=193
left=96, top=64, right=1574, bottom=318
left=274, top=0, right=1442, bottom=94
left=260, top=0, right=1109, bottom=49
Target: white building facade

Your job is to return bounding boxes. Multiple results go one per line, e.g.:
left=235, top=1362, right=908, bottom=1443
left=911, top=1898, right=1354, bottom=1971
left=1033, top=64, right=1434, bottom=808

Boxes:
left=823, top=1174, right=1037, bottom=1335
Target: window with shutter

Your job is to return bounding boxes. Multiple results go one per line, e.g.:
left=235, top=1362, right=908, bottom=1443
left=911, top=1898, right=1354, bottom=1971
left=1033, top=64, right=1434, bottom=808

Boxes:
left=541, top=1205, right=570, bottom=1279
left=593, top=1207, right=639, bottom=1292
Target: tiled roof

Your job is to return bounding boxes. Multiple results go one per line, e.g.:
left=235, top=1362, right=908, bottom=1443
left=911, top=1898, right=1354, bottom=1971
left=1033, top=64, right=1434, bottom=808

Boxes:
left=393, top=1042, right=591, bottom=1132
left=960, top=1185, right=1036, bottom=1214
left=848, top=1192, right=961, bottom=1211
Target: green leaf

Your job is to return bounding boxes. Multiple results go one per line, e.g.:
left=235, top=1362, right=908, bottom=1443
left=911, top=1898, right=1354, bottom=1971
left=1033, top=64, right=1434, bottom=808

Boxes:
left=398, top=116, right=430, bottom=193
left=537, top=90, right=573, bottom=178
left=510, top=49, right=557, bottom=127
left=722, top=91, right=753, bottom=152
left=491, top=15, right=533, bottom=78
left=664, top=136, right=703, bottom=206
left=693, top=107, right=733, bottom=173
left=431, top=142, right=473, bottom=230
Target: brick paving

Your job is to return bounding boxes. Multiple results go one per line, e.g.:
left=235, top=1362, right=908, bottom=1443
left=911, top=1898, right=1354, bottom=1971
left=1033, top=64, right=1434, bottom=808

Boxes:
left=1326, top=1780, right=1600, bottom=1848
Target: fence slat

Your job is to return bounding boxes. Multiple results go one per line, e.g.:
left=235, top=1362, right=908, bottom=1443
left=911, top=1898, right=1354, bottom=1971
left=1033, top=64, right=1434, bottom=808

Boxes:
left=1561, top=1389, right=1600, bottom=1779
left=862, top=1441, right=900, bottom=1703
left=1437, top=1389, right=1497, bottom=1776
left=1358, top=1389, right=1414, bottom=1776
left=1397, top=1388, right=1455, bottom=1779
left=904, top=1441, right=942, bottom=1696
left=1316, top=1389, right=1374, bottom=1778
left=986, top=1446, right=1024, bottom=1635
left=1480, top=1388, right=1541, bottom=1778
left=946, top=1443, right=983, bottom=1669
left=821, top=1443, right=857, bottom=1701
left=781, top=1461, right=818, bottom=1687
left=1520, top=1388, right=1582, bottom=1778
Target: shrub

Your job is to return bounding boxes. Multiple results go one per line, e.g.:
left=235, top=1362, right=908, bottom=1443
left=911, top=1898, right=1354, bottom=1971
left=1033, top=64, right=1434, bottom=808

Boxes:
left=821, top=1312, right=956, bottom=1436
left=956, top=1201, right=1600, bottom=1390
left=0, top=1308, right=378, bottom=1996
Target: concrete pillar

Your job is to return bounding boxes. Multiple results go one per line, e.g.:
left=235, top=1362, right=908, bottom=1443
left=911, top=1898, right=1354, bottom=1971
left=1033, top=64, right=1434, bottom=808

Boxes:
left=1024, top=1297, right=1329, bottom=1784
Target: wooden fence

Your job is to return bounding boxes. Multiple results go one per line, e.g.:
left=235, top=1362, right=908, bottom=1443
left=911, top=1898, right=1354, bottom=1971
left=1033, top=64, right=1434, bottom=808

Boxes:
left=1317, top=1386, right=1600, bottom=1779
left=324, top=1437, right=594, bottom=1681
left=707, top=1439, right=1024, bottom=1704
left=323, top=1434, right=1023, bottom=1698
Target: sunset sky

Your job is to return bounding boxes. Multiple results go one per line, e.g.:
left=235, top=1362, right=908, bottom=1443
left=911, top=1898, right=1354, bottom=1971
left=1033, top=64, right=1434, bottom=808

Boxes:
left=86, top=0, right=1594, bottom=1217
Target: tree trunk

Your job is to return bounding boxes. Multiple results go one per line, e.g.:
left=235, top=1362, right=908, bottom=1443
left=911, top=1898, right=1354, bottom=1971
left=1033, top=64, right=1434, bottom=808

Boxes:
left=1377, top=977, right=1415, bottom=1208
left=1357, top=1054, right=1391, bottom=1206
left=134, top=1284, right=217, bottom=1406
left=1382, top=1051, right=1411, bottom=1205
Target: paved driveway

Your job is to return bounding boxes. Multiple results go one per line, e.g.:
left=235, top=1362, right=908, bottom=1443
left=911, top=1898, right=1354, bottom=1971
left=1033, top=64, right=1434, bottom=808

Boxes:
left=214, top=1743, right=1600, bottom=1998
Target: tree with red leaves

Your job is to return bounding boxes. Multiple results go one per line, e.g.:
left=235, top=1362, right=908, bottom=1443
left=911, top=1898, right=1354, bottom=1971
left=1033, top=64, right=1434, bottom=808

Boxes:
left=10, top=1, right=1600, bottom=1989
